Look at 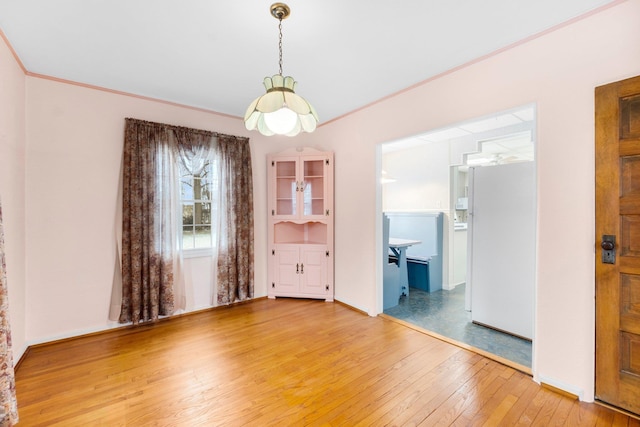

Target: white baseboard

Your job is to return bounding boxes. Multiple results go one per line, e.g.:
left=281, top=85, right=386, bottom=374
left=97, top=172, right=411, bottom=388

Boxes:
left=26, top=321, right=123, bottom=349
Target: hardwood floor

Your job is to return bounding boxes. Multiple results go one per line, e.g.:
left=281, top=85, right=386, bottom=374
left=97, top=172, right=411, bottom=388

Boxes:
left=15, top=298, right=638, bottom=426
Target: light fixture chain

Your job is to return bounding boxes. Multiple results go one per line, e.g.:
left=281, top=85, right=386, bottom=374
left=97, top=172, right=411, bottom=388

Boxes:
left=278, top=18, right=283, bottom=75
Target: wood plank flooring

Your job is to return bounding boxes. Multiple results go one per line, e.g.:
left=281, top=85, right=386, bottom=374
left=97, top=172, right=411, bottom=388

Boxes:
left=14, top=298, right=639, bottom=426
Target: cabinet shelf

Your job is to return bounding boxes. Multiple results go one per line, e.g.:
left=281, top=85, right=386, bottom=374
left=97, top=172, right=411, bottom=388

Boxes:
left=274, top=221, right=327, bottom=244
left=274, top=219, right=328, bottom=225
left=276, top=240, right=326, bottom=245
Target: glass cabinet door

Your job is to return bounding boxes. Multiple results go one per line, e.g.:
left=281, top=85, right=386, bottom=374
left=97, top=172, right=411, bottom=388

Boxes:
left=274, top=159, right=297, bottom=216
left=302, top=158, right=325, bottom=216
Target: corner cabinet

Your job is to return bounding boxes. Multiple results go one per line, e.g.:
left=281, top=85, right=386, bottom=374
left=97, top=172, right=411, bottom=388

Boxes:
left=267, top=148, right=334, bottom=301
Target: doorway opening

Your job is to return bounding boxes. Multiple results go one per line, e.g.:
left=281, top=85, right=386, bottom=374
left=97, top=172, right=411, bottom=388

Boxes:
left=379, top=105, right=537, bottom=370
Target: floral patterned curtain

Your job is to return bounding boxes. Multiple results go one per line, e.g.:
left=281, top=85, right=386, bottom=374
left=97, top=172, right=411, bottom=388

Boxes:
left=120, top=120, right=176, bottom=324
left=0, top=200, right=18, bottom=425
left=120, top=118, right=254, bottom=323
left=215, top=136, right=254, bottom=304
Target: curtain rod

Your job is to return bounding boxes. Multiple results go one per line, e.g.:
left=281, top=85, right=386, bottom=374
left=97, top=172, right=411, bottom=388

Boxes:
left=125, top=117, right=249, bottom=142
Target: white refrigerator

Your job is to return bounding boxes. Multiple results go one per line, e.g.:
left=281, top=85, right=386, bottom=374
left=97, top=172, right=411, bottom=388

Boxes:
left=466, top=162, right=535, bottom=340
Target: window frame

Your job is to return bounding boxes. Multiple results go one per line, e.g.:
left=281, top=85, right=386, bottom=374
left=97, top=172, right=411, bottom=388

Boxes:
left=179, top=158, right=216, bottom=258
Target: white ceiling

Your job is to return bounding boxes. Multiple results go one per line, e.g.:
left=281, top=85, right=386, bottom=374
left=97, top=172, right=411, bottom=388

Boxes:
left=0, top=0, right=616, bottom=124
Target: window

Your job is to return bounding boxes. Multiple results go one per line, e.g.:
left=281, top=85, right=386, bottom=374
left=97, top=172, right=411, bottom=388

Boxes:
left=179, top=158, right=218, bottom=252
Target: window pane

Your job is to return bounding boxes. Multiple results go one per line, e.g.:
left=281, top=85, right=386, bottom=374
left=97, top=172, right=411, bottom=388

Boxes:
left=181, top=178, right=193, bottom=200
left=200, top=171, right=214, bottom=199
left=182, top=204, right=194, bottom=225
left=194, top=225, right=212, bottom=249
left=193, top=177, right=202, bottom=198
left=182, top=226, right=195, bottom=250
left=194, top=202, right=211, bottom=225
left=199, top=181, right=211, bottom=200
left=193, top=176, right=212, bottom=201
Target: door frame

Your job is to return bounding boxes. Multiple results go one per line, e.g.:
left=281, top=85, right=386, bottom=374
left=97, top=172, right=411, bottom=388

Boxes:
left=375, top=105, right=538, bottom=373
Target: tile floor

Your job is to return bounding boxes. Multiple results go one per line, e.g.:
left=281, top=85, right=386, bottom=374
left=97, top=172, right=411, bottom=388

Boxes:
left=383, top=284, right=532, bottom=367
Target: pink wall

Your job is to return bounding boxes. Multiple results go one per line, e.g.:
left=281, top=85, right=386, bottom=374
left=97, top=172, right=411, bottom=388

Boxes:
left=301, top=0, right=640, bottom=401
left=23, top=77, right=281, bottom=341
left=1, top=0, right=638, bottom=403
left=0, top=33, right=27, bottom=358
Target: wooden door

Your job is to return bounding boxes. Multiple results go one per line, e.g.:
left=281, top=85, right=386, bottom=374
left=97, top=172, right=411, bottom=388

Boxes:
left=595, top=74, right=640, bottom=415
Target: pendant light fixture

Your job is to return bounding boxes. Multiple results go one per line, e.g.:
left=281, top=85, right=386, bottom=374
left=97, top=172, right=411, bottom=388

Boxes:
left=244, top=3, right=319, bottom=137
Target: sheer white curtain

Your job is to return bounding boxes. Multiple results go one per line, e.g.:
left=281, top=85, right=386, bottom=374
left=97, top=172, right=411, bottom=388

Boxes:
left=171, top=130, right=217, bottom=308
